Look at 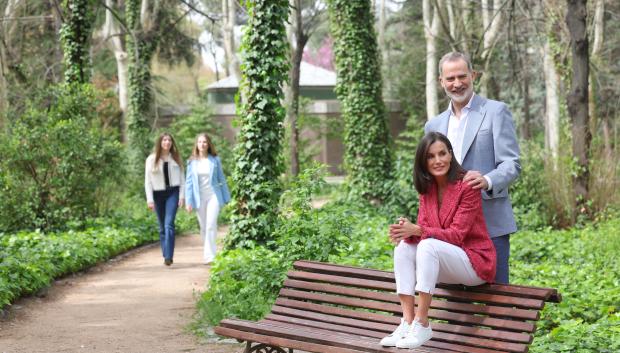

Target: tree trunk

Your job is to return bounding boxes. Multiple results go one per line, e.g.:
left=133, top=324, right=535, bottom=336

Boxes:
left=285, top=0, right=306, bottom=176
left=543, top=40, right=560, bottom=162
left=479, top=0, right=504, bottom=97
left=0, top=0, right=21, bottom=121
left=423, top=0, right=440, bottom=120
left=566, top=0, right=590, bottom=208
left=222, top=0, right=240, bottom=79
left=103, top=0, right=129, bottom=142
left=589, top=0, right=607, bottom=153
left=520, top=55, right=531, bottom=140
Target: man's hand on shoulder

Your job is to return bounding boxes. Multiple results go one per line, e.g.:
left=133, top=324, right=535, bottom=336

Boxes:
left=464, top=170, right=489, bottom=190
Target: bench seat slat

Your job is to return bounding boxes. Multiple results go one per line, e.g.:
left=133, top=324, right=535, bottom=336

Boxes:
left=269, top=306, right=533, bottom=344
left=294, top=260, right=560, bottom=303
left=287, top=271, right=545, bottom=309
left=255, top=319, right=510, bottom=353
left=284, top=279, right=540, bottom=320
left=264, top=315, right=528, bottom=353
left=214, top=325, right=366, bottom=353
left=278, top=292, right=536, bottom=333
left=219, top=318, right=449, bottom=353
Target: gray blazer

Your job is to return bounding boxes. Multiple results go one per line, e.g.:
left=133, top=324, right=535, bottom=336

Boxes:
left=425, top=94, right=521, bottom=238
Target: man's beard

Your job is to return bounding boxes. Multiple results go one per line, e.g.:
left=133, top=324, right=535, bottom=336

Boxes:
left=445, top=86, right=473, bottom=104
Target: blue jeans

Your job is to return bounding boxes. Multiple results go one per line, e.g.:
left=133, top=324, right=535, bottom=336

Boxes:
left=153, top=187, right=179, bottom=260
left=492, top=234, right=511, bottom=284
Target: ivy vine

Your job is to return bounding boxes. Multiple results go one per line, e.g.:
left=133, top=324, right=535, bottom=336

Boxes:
left=59, top=0, right=95, bottom=84
left=226, top=0, right=290, bottom=248
left=126, top=0, right=157, bottom=173
left=327, top=0, right=393, bottom=202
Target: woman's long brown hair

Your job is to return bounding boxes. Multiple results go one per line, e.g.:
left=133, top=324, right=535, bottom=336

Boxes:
left=153, top=132, right=183, bottom=171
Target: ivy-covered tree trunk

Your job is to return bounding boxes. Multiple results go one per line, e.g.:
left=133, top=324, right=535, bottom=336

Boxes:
left=565, top=0, right=591, bottom=212
left=227, top=0, right=289, bottom=248
left=126, top=0, right=156, bottom=172
left=59, top=0, right=95, bottom=84
left=327, top=0, right=392, bottom=202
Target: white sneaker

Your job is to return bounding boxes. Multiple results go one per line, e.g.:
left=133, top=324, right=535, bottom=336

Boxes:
left=395, top=320, right=433, bottom=349
left=379, top=318, right=411, bottom=347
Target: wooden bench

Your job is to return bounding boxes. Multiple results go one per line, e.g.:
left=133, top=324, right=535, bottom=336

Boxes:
left=215, top=260, right=562, bottom=353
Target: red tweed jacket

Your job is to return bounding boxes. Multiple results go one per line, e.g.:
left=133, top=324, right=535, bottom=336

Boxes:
left=406, top=179, right=497, bottom=283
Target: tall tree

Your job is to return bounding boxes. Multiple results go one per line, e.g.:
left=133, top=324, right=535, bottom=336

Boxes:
left=124, top=0, right=197, bottom=172
left=100, top=0, right=129, bottom=142
left=565, top=0, right=591, bottom=209
left=327, top=0, right=392, bottom=202
left=221, top=0, right=241, bottom=79
left=227, top=0, right=289, bottom=248
left=423, top=0, right=441, bottom=120
left=285, top=0, right=324, bottom=176
left=126, top=0, right=155, bottom=172
left=60, top=0, right=95, bottom=84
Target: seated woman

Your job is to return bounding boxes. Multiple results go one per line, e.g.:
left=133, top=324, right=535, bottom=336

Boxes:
left=380, top=132, right=496, bottom=349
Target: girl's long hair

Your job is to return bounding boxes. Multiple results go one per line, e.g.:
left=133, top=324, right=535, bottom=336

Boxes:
left=413, top=132, right=465, bottom=194
left=153, top=132, right=183, bottom=171
left=190, top=133, right=218, bottom=160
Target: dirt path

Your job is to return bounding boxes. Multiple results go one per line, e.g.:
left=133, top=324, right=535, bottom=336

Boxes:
left=0, top=229, right=244, bottom=353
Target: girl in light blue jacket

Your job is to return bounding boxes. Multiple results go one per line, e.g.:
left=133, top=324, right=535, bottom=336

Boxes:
left=185, top=133, right=231, bottom=264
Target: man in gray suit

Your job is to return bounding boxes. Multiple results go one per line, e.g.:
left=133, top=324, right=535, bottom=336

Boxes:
left=425, top=52, right=520, bottom=284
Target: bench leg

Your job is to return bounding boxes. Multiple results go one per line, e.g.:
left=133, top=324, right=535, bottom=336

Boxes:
left=244, top=341, right=292, bottom=353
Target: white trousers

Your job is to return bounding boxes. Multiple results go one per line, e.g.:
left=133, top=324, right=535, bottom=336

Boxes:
left=394, top=238, right=484, bottom=295
left=196, top=189, right=220, bottom=263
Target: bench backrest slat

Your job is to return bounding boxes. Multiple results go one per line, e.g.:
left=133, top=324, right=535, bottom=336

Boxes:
left=294, top=260, right=561, bottom=302
left=284, top=279, right=540, bottom=320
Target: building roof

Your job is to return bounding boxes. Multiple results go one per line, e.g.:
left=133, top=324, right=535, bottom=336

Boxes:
left=206, top=61, right=336, bottom=90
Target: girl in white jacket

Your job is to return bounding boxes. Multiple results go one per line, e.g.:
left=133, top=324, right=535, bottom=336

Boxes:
left=145, top=133, right=185, bottom=266
left=185, top=133, right=230, bottom=265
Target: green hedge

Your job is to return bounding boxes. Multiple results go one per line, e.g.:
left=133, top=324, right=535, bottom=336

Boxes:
left=0, top=209, right=197, bottom=308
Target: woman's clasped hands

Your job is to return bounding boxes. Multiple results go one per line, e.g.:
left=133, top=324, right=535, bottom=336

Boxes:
left=388, top=217, right=422, bottom=244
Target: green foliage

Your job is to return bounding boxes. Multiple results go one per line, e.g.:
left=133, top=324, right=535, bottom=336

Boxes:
left=327, top=0, right=393, bottom=202
left=511, top=217, right=620, bottom=352
left=60, top=0, right=95, bottom=84
left=227, top=0, right=290, bottom=248
left=193, top=246, right=291, bottom=329
left=271, top=165, right=352, bottom=262
left=0, top=84, right=123, bottom=232
left=510, top=141, right=551, bottom=230
left=0, top=214, right=158, bottom=308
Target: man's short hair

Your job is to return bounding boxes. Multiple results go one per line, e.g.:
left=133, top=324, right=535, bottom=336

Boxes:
left=439, top=52, right=473, bottom=75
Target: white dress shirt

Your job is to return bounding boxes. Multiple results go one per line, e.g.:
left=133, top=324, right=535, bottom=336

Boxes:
left=447, top=93, right=493, bottom=190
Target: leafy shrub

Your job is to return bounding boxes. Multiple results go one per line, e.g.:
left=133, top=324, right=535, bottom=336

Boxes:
left=193, top=246, right=291, bottom=330
left=510, top=141, right=551, bottom=230
left=0, top=84, right=123, bottom=232
left=272, top=165, right=352, bottom=262
left=0, top=216, right=157, bottom=308
left=512, top=217, right=620, bottom=352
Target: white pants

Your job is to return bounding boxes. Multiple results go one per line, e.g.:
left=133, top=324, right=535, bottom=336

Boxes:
left=394, top=238, right=484, bottom=295
left=196, top=189, right=220, bottom=263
